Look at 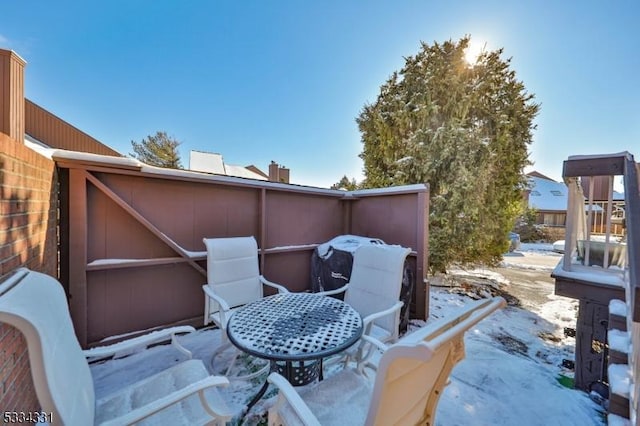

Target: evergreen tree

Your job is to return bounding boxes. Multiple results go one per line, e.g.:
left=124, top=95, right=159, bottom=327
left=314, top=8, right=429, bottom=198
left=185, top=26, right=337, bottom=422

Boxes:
left=331, top=175, right=358, bottom=190
left=357, top=37, right=539, bottom=272
left=130, top=131, right=183, bottom=169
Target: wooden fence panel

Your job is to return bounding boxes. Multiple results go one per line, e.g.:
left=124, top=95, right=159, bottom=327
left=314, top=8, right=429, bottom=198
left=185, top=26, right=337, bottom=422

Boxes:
left=58, top=160, right=429, bottom=346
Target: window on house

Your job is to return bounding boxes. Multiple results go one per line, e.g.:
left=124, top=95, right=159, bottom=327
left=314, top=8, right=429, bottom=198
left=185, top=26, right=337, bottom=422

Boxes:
left=551, top=190, right=563, bottom=196
left=530, top=190, right=541, bottom=196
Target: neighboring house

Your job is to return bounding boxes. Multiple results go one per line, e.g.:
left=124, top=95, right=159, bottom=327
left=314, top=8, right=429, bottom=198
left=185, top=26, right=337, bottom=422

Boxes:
left=526, top=173, right=569, bottom=227
left=526, top=170, right=556, bottom=181
left=582, top=175, right=625, bottom=202
left=189, top=150, right=290, bottom=183
left=24, top=99, right=121, bottom=156
left=525, top=171, right=625, bottom=234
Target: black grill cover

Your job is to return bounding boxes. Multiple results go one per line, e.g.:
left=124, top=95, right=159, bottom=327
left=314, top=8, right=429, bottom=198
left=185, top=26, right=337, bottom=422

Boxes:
left=310, top=235, right=414, bottom=333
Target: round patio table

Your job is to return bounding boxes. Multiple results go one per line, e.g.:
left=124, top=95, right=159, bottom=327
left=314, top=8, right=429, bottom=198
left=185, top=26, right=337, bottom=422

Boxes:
left=227, top=292, right=363, bottom=411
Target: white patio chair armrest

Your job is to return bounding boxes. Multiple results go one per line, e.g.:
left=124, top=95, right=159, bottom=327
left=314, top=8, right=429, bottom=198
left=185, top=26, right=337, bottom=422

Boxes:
left=361, top=334, right=389, bottom=353
left=202, top=285, right=232, bottom=312
left=356, top=334, right=391, bottom=374
left=267, top=373, right=321, bottom=426
left=362, top=301, right=404, bottom=329
left=83, top=326, right=195, bottom=361
left=260, top=275, right=290, bottom=293
left=315, top=284, right=349, bottom=297
left=100, top=375, right=231, bottom=426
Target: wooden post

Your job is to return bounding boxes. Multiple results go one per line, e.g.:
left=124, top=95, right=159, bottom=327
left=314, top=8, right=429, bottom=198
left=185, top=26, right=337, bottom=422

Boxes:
left=415, top=189, right=430, bottom=320
left=603, top=176, right=614, bottom=268
left=342, top=198, right=352, bottom=235
left=68, top=168, right=88, bottom=347
left=584, top=176, right=594, bottom=266
left=259, top=188, right=267, bottom=273
left=564, top=178, right=579, bottom=272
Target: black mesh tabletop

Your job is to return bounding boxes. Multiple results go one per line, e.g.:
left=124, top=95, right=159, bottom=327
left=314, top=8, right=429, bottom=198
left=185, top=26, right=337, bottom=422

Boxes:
left=227, top=293, right=363, bottom=362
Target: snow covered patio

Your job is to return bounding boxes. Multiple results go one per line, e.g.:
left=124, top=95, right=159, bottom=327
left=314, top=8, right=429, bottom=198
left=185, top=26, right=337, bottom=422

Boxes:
left=90, top=244, right=605, bottom=425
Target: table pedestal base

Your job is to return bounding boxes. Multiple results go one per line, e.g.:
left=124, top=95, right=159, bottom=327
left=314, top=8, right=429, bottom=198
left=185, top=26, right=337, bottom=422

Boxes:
left=243, top=358, right=324, bottom=420
left=274, top=359, right=322, bottom=386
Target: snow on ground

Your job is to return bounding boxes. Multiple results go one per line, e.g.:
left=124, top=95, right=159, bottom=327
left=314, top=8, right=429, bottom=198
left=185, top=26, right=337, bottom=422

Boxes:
left=501, top=243, right=564, bottom=271
left=429, top=288, right=600, bottom=425
left=519, top=242, right=558, bottom=253
left=90, top=243, right=605, bottom=425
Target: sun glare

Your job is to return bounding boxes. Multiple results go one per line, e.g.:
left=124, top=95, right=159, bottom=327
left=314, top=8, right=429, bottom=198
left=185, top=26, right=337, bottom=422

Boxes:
left=464, top=40, right=485, bottom=65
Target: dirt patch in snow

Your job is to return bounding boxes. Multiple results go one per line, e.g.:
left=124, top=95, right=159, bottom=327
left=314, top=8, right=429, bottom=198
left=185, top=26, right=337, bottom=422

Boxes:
left=430, top=273, right=521, bottom=306
left=492, top=333, right=530, bottom=357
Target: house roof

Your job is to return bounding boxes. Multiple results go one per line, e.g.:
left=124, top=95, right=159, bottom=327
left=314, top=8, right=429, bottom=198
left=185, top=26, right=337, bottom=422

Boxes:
left=245, top=165, right=269, bottom=179
left=25, top=99, right=122, bottom=157
left=527, top=176, right=569, bottom=212
left=527, top=176, right=612, bottom=212
left=188, top=150, right=268, bottom=181
left=526, top=171, right=556, bottom=182
left=224, top=164, right=268, bottom=180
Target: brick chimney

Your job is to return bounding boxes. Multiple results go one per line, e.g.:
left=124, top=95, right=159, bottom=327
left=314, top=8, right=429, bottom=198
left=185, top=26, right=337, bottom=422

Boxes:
left=279, top=166, right=290, bottom=183
left=268, top=161, right=279, bottom=182
left=268, top=161, right=290, bottom=183
left=0, top=49, right=26, bottom=142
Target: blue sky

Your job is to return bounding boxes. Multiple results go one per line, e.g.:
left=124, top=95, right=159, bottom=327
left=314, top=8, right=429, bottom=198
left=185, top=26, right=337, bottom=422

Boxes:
left=1, top=1, right=638, bottom=187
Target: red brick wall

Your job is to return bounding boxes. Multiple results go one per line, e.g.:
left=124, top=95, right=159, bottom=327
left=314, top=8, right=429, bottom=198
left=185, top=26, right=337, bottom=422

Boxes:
left=0, top=324, right=38, bottom=416
left=1, top=132, right=57, bottom=416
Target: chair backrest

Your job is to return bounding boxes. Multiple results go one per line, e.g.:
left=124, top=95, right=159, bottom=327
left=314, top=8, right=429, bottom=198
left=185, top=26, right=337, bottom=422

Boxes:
left=344, top=244, right=411, bottom=339
left=203, top=236, right=263, bottom=312
left=0, top=268, right=95, bottom=424
left=365, top=297, right=506, bottom=426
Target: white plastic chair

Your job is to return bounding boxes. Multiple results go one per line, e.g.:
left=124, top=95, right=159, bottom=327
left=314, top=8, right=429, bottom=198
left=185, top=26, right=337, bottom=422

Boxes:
left=267, top=296, right=506, bottom=426
left=202, top=236, right=289, bottom=377
left=0, top=268, right=233, bottom=426
left=318, top=244, right=411, bottom=370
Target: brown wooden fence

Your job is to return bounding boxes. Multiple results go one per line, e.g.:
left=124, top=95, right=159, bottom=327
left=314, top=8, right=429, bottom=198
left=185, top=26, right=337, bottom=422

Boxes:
left=54, top=152, right=429, bottom=347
